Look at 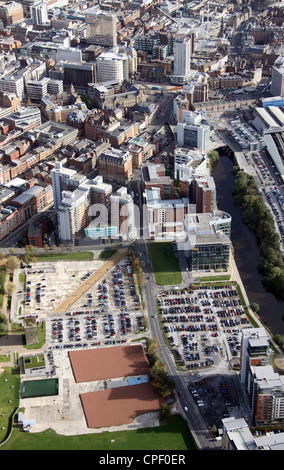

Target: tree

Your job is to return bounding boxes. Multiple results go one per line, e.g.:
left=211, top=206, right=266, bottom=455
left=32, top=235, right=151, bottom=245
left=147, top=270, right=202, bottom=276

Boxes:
left=250, top=302, right=259, bottom=313
left=6, top=281, right=16, bottom=297
left=6, top=256, right=20, bottom=272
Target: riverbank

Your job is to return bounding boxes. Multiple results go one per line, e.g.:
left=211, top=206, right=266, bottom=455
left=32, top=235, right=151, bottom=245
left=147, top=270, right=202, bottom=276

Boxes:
left=212, top=153, right=284, bottom=336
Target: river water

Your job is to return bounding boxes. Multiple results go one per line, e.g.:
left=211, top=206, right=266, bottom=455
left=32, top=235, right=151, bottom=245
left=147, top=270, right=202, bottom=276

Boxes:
left=212, top=152, right=284, bottom=336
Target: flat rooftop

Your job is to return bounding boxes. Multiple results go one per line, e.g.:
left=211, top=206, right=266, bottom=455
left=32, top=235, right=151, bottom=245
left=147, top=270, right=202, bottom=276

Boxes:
left=68, top=345, right=150, bottom=383
left=80, top=383, right=162, bottom=428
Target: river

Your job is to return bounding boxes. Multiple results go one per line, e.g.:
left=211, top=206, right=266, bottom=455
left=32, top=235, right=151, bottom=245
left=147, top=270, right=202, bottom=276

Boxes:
left=212, top=151, right=284, bottom=336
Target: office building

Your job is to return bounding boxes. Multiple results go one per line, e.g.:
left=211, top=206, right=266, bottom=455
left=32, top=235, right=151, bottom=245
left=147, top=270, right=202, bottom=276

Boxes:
left=177, top=120, right=210, bottom=152
left=63, top=62, right=96, bottom=88
left=56, top=47, right=82, bottom=64
left=4, top=107, right=41, bottom=131
left=0, top=2, right=24, bottom=26
left=141, top=163, right=174, bottom=200
left=26, top=77, right=50, bottom=101
left=98, top=147, right=132, bottom=185
left=31, top=1, right=48, bottom=26
left=96, top=51, right=128, bottom=83
left=85, top=7, right=117, bottom=47
left=127, top=136, right=153, bottom=169
left=240, top=327, right=272, bottom=400
left=179, top=211, right=232, bottom=271
left=174, top=147, right=207, bottom=180
left=0, top=75, right=24, bottom=100
left=271, top=56, right=284, bottom=97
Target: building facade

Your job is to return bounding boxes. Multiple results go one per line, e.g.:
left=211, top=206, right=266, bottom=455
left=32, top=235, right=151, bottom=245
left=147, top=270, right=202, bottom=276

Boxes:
left=85, top=8, right=117, bottom=47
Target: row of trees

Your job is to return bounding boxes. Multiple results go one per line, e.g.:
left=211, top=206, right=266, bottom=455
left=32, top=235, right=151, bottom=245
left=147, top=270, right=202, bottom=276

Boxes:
left=146, top=338, right=175, bottom=398
left=233, top=169, right=284, bottom=300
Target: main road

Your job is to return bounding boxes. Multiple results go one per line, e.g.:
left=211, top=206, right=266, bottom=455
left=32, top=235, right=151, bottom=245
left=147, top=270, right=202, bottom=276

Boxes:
left=137, top=238, right=219, bottom=450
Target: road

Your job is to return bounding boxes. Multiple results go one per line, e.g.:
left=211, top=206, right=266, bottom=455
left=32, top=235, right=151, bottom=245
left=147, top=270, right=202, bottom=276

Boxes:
left=137, top=238, right=219, bottom=450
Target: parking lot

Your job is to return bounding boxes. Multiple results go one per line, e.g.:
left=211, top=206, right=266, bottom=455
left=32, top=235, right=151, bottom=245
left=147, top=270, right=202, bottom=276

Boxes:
left=186, top=374, right=243, bottom=429
left=158, top=283, right=251, bottom=371
left=19, top=257, right=147, bottom=353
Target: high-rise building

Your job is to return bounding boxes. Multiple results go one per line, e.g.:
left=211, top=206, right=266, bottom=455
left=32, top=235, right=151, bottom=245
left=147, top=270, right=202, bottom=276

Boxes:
left=193, top=174, right=217, bottom=213
left=240, top=327, right=271, bottom=390
left=31, top=1, right=48, bottom=26
left=173, top=37, right=191, bottom=79
left=249, top=365, right=284, bottom=425
left=271, top=56, right=284, bottom=97
left=0, top=2, right=24, bottom=26
left=57, top=176, right=112, bottom=242
left=85, top=7, right=117, bottom=47
left=51, top=161, right=86, bottom=213
left=110, top=187, right=135, bottom=240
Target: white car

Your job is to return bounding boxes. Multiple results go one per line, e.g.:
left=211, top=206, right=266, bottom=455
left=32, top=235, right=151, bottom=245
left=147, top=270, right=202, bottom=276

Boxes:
left=184, top=407, right=188, bottom=412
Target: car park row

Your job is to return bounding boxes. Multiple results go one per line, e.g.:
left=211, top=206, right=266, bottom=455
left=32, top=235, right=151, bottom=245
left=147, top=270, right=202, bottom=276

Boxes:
left=158, top=284, right=251, bottom=370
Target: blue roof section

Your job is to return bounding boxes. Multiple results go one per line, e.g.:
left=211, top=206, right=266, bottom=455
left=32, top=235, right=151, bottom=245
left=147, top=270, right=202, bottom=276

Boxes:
left=127, top=375, right=149, bottom=386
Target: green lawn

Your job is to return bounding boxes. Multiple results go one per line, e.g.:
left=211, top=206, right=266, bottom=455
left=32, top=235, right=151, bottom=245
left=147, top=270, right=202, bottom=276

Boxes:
left=36, top=252, right=94, bottom=261
left=1, top=415, right=196, bottom=450
left=149, top=242, right=182, bottom=286
left=0, top=367, right=20, bottom=445
left=98, top=249, right=117, bottom=259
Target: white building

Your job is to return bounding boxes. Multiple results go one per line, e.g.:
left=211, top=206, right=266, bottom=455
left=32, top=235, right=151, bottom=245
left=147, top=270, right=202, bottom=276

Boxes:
left=0, top=74, right=24, bottom=99
left=96, top=51, right=128, bottom=83
left=57, top=188, right=89, bottom=242
left=177, top=121, right=210, bottom=152
left=271, top=56, right=284, bottom=97
left=109, top=187, right=136, bottom=240
left=173, top=37, right=191, bottom=80
left=47, top=79, right=63, bottom=96
left=26, top=77, right=50, bottom=101
left=51, top=161, right=86, bottom=213
left=174, top=147, right=207, bottom=180
left=31, top=1, right=48, bottom=26
left=85, top=7, right=117, bottom=47
left=222, top=416, right=284, bottom=450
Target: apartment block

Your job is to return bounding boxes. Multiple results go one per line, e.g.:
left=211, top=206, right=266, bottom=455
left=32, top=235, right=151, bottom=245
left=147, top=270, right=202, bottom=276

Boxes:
left=109, top=187, right=135, bottom=240
left=0, top=182, right=52, bottom=241
left=57, top=176, right=112, bottom=243
left=249, top=365, right=284, bottom=425
left=143, top=187, right=188, bottom=240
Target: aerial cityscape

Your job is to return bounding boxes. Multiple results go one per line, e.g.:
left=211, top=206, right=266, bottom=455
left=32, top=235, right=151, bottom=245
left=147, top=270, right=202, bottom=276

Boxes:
left=0, top=0, right=284, bottom=453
